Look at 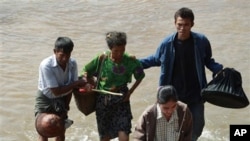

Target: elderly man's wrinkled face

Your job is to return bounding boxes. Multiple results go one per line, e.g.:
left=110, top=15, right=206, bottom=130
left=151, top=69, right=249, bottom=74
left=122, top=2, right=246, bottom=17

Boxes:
left=54, top=49, right=71, bottom=68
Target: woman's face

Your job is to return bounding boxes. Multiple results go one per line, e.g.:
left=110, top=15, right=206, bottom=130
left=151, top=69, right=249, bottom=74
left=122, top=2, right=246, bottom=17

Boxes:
left=175, top=16, right=194, bottom=40
left=159, top=100, right=177, bottom=120
left=110, top=45, right=125, bottom=62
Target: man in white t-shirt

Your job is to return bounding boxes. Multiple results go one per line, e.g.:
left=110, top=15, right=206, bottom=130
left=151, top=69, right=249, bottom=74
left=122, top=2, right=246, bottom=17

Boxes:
left=35, top=37, right=86, bottom=141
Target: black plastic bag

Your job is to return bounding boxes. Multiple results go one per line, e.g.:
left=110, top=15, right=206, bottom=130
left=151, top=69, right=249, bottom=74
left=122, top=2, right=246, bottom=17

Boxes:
left=201, top=68, right=249, bottom=108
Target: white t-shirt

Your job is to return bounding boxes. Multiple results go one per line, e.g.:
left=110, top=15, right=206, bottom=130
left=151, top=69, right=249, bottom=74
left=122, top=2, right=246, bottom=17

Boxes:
left=38, top=55, right=78, bottom=98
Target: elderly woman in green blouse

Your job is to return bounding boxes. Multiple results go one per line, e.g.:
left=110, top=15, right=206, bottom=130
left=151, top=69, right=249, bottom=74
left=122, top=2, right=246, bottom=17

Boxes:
left=81, top=31, right=145, bottom=141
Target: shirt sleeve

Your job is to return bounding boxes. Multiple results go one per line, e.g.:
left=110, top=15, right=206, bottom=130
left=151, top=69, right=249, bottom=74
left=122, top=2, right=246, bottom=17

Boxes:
left=139, top=42, right=164, bottom=69
left=81, top=55, right=99, bottom=76
left=71, top=59, right=79, bottom=81
left=133, top=59, right=145, bottom=81
left=40, top=63, right=58, bottom=88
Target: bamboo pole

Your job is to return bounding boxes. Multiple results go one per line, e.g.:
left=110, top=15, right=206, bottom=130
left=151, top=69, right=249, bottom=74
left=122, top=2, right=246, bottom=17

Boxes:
left=92, top=89, right=123, bottom=96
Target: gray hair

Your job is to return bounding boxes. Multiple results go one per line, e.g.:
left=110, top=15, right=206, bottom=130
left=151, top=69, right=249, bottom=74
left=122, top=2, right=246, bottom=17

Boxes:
left=105, top=31, right=127, bottom=49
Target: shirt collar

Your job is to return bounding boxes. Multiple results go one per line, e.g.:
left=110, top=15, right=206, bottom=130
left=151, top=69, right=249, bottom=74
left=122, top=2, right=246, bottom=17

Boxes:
left=52, top=54, right=73, bottom=69
left=52, top=55, right=59, bottom=67
left=156, top=103, right=163, bottom=119
left=156, top=103, right=178, bottom=121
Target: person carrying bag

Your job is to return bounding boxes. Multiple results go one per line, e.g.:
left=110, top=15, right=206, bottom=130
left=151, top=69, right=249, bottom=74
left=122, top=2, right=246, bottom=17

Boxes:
left=202, top=67, right=249, bottom=108
left=73, top=53, right=107, bottom=116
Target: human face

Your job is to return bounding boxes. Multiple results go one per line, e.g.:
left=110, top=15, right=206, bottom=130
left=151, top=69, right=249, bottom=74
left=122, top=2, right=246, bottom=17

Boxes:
left=159, top=100, right=177, bottom=120
left=110, top=45, right=125, bottom=63
left=175, top=17, right=194, bottom=40
left=54, top=49, right=71, bottom=68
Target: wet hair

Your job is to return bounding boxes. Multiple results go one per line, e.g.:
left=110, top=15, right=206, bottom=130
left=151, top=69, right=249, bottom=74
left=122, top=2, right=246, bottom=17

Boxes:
left=174, top=7, right=194, bottom=23
left=105, top=31, right=127, bottom=49
left=157, top=85, right=178, bottom=104
left=54, top=37, right=74, bottom=54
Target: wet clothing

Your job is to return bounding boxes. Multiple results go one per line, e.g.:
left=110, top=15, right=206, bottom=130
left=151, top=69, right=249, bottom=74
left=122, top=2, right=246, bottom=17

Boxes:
left=96, top=99, right=133, bottom=139
left=83, top=51, right=145, bottom=139
left=35, top=90, right=68, bottom=118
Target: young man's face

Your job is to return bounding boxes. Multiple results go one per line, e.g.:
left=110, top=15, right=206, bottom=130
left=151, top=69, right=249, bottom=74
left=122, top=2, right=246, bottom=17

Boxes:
left=54, top=49, right=71, bottom=67
left=175, top=16, right=194, bottom=40
left=159, top=100, right=177, bottom=120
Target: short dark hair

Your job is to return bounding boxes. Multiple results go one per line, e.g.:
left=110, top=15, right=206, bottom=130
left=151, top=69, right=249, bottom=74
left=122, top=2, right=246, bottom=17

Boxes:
left=174, top=7, right=194, bottom=23
left=54, top=37, right=74, bottom=54
left=157, top=85, right=178, bottom=104
left=105, top=31, right=127, bottom=49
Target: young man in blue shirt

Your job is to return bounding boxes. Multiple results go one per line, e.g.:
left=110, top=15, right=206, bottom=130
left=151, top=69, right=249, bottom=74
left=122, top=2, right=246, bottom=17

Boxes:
left=140, top=7, right=223, bottom=141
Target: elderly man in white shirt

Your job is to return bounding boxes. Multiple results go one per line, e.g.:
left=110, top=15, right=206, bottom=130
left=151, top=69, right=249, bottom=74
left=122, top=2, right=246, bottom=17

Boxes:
left=35, top=37, right=87, bottom=141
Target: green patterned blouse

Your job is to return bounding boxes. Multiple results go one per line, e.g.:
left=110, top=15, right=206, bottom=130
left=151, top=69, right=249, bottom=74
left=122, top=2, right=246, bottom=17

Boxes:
left=82, top=51, right=145, bottom=91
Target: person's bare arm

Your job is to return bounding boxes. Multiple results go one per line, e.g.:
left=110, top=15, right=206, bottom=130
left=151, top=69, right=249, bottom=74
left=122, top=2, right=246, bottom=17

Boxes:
left=51, top=79, right=86, bottom=96
left=123, top=79, right=142, bottom=102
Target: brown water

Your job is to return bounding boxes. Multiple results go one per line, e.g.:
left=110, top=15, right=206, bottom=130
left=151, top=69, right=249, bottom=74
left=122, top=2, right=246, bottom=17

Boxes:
left=1, top=0, right=249, bottom=140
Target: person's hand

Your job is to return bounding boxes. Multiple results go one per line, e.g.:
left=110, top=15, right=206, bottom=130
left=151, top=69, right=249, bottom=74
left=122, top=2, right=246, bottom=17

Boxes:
left=76, top=79, right=87, bottom=87
left=213, top=69, right=223, bottom=78
left=82, top=76, right=87, bottom=82
left=79, top=83, right=94, bottom=93
left=84, top=83, right=93, bottom=92
left=123, top=91, right=131, bottom=102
